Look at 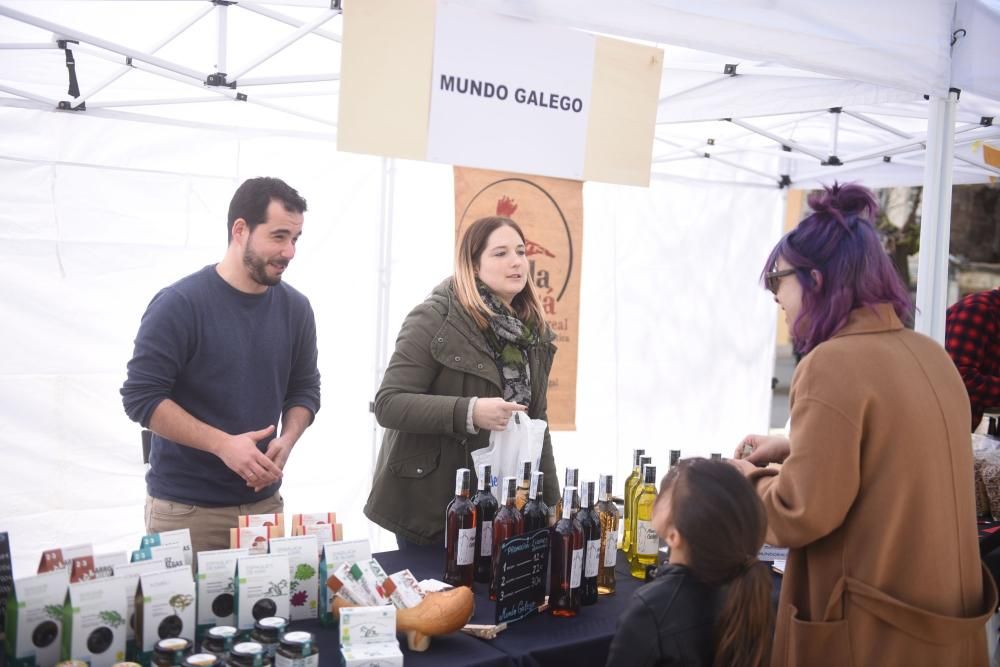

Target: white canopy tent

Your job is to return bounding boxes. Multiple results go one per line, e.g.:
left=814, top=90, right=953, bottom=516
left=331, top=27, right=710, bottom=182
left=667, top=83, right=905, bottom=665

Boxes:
left=0, top=0, right=997, bottom=575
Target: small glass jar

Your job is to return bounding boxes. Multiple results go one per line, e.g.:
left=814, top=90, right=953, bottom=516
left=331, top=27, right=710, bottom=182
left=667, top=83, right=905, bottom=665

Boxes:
left=152, top=637, right=193, bottom=666
left=201, top=626, right=239, bottom=659
left=274, top=631, right=318, bottom=667
left=249, top=617, right=287, bottom=659
left=182, top=653, right=224, bottom=667
left=228, top=641, right=272, bottom=667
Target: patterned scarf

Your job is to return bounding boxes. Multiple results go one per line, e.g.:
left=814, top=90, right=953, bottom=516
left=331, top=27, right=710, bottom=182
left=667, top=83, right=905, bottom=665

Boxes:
left=477, top=280, right=537, bottom=406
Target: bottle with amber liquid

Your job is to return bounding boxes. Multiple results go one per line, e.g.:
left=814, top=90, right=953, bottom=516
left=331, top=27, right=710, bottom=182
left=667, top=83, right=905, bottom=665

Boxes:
left=549, top=486, right=583, bottom=617
left=621, top=450, right=647, bottom=553
left=473, top=464, right=499, bottom=584
left=596, top=473, right=620, bottom=595
left=625, top=457, right=653, bottom=563
left=629, top=465, right=659, bottom=579
left=490, top=477, right=524, bottom=600
left=444, top=468, right=476, bottom=587
left=521, top=471, right=549, bottom=532
left=554, top=467, right=580, bottom=519
left=515, top=459, right=532, bottom=510
left=578, top=480, right=601, bottom=606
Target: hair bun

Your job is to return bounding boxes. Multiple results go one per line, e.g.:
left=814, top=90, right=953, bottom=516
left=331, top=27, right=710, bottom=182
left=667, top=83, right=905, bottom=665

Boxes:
left=806, top=182, right=878, bottom=231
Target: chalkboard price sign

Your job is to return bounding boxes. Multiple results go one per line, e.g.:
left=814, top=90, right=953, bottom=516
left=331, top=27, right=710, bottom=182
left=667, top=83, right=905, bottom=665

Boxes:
left=494, top=528, right=549, bottom=625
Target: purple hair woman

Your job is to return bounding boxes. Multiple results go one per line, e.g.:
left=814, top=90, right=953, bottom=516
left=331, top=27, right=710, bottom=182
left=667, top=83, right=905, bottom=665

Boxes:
left=731, top=183, right=995, bottom=666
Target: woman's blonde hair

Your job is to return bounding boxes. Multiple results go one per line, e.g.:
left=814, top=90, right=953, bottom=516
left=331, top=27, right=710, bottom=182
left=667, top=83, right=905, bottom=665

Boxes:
left=454, top=216, right=548, bottom=331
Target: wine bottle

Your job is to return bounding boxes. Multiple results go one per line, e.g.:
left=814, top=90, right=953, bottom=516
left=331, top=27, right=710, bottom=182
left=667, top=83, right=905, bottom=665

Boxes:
left=621, top=450, right=646, bottom=553
left=515, top=459, right=532, bottom=511
left=624, top=456, right=652, bottom=560
left=521, top=471, right=549, bottom=532
left=555, top=467, right=580, bottom=519
left=490, top=477, right=524, bottom=600
left=472, top=464, right=499, bottom=584
left=596, top=474, right=620, bottom=595
left=578, top=480, right=601, bottom=606
left=549, top=486, right=583, bottom=617
left=630, top=465, right=659, bottom=579
left=444, top=468, right=476, bottom=587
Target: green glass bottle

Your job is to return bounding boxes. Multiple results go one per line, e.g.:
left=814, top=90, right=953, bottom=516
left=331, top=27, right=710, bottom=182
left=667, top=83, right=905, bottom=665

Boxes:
left=620, top=450, right=646, bottom=552
left=623, top=455, right=651, bottom=555
left=629, top=465, right=659, bottom=579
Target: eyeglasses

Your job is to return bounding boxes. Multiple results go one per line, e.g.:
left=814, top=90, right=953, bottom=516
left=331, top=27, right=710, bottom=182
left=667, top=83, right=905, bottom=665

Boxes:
left=764, top=268, right=796, bottom=294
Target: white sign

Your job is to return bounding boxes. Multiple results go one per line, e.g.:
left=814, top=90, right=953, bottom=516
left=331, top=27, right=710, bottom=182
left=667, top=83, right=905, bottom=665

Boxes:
left=427, top=2, right=595, bottom=180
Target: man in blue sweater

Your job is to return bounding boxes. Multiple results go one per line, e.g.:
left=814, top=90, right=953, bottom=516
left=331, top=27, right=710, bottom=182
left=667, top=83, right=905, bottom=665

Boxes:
left=121, top=177, right=321, bottom=556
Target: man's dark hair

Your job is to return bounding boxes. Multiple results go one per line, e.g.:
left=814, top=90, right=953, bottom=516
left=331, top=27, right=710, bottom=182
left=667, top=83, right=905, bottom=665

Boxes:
left=227, top=177, right=308, bottom=242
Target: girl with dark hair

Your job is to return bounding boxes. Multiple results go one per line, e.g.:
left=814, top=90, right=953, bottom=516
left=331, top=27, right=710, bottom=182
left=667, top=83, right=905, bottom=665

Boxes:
left=605, top=458, right=773, bottom=667
left=734, top=183, right=996, bottom=666
left=364, top=216, right=559, bottom=547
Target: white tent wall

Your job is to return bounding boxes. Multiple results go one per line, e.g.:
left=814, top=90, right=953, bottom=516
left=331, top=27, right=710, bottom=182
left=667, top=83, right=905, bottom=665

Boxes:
left=0, top=105, right=782, bottom=575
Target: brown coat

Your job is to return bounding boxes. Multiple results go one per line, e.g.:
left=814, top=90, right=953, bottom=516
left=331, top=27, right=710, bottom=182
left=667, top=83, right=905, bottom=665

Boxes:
left=749, top=304, right=997, bottom=666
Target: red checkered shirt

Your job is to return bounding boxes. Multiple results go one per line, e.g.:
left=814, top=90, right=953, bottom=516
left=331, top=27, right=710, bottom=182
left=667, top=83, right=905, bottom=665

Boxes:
left=945, top=288, right=1000, bottom=431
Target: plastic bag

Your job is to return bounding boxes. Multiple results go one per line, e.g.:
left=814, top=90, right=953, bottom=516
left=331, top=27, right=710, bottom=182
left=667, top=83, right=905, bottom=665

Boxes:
left=470, top=413, right=547, bottom=503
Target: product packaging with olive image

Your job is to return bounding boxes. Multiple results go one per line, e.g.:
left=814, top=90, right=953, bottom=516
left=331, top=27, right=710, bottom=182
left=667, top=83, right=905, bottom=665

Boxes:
left=62, top=576, right=127, bottom=667
left=234, top=554, right=290, bottom=632
left=267, top=535, right=318, bottom=621
left=195, top=547, right=248, bottom=640
left=133, top=568, right=196, bottom=664
left=318, top=539, right=371, bottom=626
left=4, top=568, right=70, bottom=667
left=112, top=557, right=183, bottom=662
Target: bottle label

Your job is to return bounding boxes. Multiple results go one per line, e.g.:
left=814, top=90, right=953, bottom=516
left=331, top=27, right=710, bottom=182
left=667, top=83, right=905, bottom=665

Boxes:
left=275, top=654, right=319, bottom=667
left=480, top=521, right=493, bottom=556
left=457, top=527, right=476, bottom=565
left=603, top=531, right=618, bottom=567
left=570, top=548, right=583, bottom=588
left=636, top=520, right=658, bottom=556
left=585, top=539, right=601, bottom=577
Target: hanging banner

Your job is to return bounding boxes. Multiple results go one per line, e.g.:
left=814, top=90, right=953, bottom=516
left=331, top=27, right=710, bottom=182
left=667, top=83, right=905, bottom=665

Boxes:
left=455, top=166, right=582, bottom=430
left=338, top=0, right=662, bottom=186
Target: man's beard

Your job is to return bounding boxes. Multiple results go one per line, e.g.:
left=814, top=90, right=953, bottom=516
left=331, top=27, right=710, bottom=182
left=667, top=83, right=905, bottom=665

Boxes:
left=243, top=244, right=287, bottom=287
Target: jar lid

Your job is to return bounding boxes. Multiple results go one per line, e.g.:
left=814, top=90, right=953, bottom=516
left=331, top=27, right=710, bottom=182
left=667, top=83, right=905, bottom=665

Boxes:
left=206, top=626, right=238, bottom=638
left=279, top=631, right=314, bottom=647
left=182, top=654, right=222, bottom=667
left=231, top=641, right=264, bottom=656
left=155, top=637, right=191, bottom=653
left=254, top=616, right=287, bottom=632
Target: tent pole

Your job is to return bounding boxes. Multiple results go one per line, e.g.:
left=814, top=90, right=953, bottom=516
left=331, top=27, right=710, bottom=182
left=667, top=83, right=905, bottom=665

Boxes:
left=914, top=90, right=958, bottom=343
left=216, top=2, right=228, bottom=76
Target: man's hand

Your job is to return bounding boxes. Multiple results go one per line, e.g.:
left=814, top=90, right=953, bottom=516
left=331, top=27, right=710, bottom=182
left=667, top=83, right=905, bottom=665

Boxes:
left=214, top=425, right=283, bottom=489
left=734, top=433, right=790, bottom=466
left=257, top=434, right=296, bottom=491
left=473, top=397, right=527, bottom=431
left=727, top=457, right=759, bottom=476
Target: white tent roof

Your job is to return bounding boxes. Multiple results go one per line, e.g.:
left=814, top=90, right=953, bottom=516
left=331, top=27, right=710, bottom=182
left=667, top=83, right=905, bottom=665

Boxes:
left=0, top=0, right=998, bottom=573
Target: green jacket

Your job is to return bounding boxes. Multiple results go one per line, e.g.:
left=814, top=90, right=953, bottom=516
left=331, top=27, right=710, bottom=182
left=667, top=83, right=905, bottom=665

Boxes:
left=364, top=278, right=559, bottom=545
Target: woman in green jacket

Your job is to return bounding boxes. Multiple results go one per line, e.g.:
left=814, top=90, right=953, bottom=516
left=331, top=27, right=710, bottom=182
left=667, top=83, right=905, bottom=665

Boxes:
left=364, top=216, right=559, bottom=546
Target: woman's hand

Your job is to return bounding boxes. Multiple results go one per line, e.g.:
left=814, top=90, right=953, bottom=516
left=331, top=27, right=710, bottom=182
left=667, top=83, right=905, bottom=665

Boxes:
left=735, top=433, right=790, bottom=465
left=473, top=397, right=527, bottom=431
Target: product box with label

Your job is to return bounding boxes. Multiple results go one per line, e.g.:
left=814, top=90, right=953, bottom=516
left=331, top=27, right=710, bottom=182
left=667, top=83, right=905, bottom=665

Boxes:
left=384, top=570, right=425, bottom=609
left=291, top=523, right=344, bottom=548
left=112, top=557, right=179, bottom=661
left=238, top=513, right=285, bottom=537
left=93, top=552, right=126, bottom=579
left=318, top=539, right=370, bottom=624
left=339, top=606, right=401, bottom=667
left=139, top=529, right=193, bottom=567
left=229, top=526, right=277, bottom=556
left=268, top=535, right=318, bottom=621
left=133, top=568, right=196, bottom=664
left=63, top=576, right=128, bottom=667
left=340, top=642, right=404, bottom=667
left=37, top=544, right=93, bottom=574
left=234, top=554, right=289, bottom=631
left=292, top=512, right=336, bottom=527
left=345, top=560, right=391, bottom=607
left=195, top=547, right=247, bottom=639
left=4, top=569, right=70, bottom=667
left=130, top=544, right=187, bottom=571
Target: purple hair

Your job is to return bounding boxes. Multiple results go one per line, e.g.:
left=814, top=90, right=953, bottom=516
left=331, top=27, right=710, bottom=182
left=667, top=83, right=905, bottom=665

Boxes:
left=762, top=182, right=913, bottom=355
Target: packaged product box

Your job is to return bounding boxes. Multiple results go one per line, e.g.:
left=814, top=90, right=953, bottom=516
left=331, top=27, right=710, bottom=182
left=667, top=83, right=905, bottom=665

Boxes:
left=139, top=529, right=193, bottom=567
left=37, top=544, right=93, bottom=574
left=234, top=554, right=290, bottom=631
left=291, top=512, right=336, bottom=527
left=133, top=568, right=196, bottom=664
left=0, top=532, right=12, bottom=650
left=62, top=576, right=128, bottom=667
left=345, top=560, right=391, bottom=606
left=112, top=557, right=181, bottom=661
left=384, top=570, right=425, bottom=609
left=130, top=544, right=186, bottom=571
left=229, top=526, right=276, bottom=556
left=195, top=548, right=247, bottom=640
left=237, top=514, right=285, bottom=537
left=317, top=540, right=370, bottom=624
left=69, top=556, right=96, bottom=583
left=340, top=642, right=404, bottom=667
left=5, top=569, right=70, bottom=667
left=327, top=563, right=375, bottom=606
left=92, top=552, right=126, bottom=579
left=340, top=606, right=401, bottom=667
left=267, top=536, right=318, bottom=621
left=291, top=523, right=344, bottom=548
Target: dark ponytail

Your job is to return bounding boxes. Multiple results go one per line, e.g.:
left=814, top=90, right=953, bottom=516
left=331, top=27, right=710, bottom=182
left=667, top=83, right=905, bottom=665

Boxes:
left=661, top=459, right=773, bottom=667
